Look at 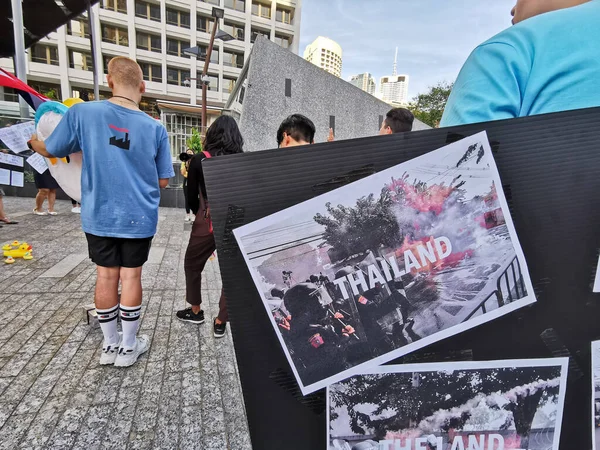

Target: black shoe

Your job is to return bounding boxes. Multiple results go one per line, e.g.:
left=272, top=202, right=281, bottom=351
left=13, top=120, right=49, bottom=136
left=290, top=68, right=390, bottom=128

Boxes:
left=213, top=318, right=226, bottom=338
left=176, top=307, right=205, bottom=324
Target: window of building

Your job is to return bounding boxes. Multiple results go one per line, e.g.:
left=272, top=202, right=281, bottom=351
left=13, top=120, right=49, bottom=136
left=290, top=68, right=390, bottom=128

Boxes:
left=224, top=0, right=245, bottom=12
left=198, top=45, right=220, bottom=63
left=167, top=67, right=190, bottom=86
left=102, top=24, right=129, bottom=46
left=223, top=49, right=244, bottom=68
left=167, top=38, right=189, bottom=57
left=201, top=0, right=219, bottom=5
left=139, top=97, right=158, bottom=117
left=250, top=27, right=269, bottom=43
left=30, top=82, right=61, bottom=100
left=102, top=0, right=127, bottom=14
left=197, top=72, right=219, bottom=91
left=140, top=62, right=163, bottom=82
left=222, top=21, right=245, bottom=41
left=276, top=6, right=293, bottom=24
left=197, top=15, right=214, bottom=33
left=223, top=76, right=236, bottom=94
left=274, top=33, right=292, bottom=49
left=1, top=87, right=18, bottom=102
left=102, top=55, right=113, bottom=74
left=67, top=16, right=90, bottom=38
left=166, top=8, right=190, bottom=28
left=30, top=44, right=59, bottom=65
left=136, top=32, right=161, bottom=52
left=251, top=1, right=271, bottom=19
left=135, top=1, right=160, bottom=21
left=69, top=49, right=93, bottom=71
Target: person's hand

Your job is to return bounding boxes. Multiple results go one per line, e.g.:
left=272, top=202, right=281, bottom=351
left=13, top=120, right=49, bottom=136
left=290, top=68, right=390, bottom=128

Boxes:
left=334, top=312, right=344, bottom=319
left=342, top=325, right=355, bottom=337
left=327, top=128, right=334, bottom=142
left=278, top=317, right=291, bottom=331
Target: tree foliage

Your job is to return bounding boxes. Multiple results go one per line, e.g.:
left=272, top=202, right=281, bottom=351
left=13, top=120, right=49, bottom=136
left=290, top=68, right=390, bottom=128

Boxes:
left=186, top=127, right=203, bottom=153
left=410, top=82, right=454, bottom=128
left=314, top=190, right=402, bottom=261
left=330, top=366, right=561, bottom=442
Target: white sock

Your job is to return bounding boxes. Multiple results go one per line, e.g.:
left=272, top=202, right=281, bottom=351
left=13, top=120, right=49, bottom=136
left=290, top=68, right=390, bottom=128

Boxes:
left=120, top=304, right=142, bottom=349
left=96, top=305, right=119, bottom=347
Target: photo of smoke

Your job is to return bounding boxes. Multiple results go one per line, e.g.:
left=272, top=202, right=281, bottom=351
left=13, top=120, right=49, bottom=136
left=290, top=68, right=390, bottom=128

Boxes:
left=593, top=341, right=600, bottom=449
left=328, top=359, right=568, bottom=450
left=233, top=131, right=536, bottom=394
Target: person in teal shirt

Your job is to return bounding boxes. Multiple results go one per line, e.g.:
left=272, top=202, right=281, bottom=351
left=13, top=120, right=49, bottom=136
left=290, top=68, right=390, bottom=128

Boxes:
left=441, top=0, right=600, bottom=127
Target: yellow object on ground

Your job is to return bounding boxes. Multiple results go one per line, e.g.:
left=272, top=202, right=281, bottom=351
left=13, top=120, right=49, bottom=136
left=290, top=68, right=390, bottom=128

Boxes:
left=3, top=243, right=33, bottom=259
left=4, top=257, right=15, bottom=264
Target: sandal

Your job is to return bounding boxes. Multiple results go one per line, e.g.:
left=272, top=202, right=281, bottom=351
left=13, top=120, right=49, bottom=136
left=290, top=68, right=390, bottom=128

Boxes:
left=0, top=217, right=18, bottom=224
left=33, top=209, right=47, bottom=216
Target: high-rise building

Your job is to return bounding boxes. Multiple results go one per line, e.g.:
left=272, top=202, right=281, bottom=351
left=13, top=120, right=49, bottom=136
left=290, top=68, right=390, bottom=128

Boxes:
left=0, top=0, right=302, bottom=156
left=303, top=36, right=342, bottom=78
left=379, top=47, right=409, bottom=105
left=349, top=72, right=376, bottom=96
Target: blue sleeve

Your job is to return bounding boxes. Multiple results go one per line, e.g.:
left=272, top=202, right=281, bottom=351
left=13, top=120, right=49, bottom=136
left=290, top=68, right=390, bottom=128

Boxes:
left=440, top=42, right=528, bottom=127
left=44, top=108, right=80, bottom=158
left=156, top=127, right=174, bottom=179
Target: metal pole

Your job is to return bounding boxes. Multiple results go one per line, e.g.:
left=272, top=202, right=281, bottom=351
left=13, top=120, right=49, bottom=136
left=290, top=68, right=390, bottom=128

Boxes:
left=87, top=1, right=100, bottom=100
left=201, top=18, right=218, bottom=135
left=11, top=0, right=30, bottom=118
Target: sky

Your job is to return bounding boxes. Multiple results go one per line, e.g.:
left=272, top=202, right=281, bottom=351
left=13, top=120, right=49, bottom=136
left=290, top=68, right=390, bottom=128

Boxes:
left=299, top=0, right=516, bottom=100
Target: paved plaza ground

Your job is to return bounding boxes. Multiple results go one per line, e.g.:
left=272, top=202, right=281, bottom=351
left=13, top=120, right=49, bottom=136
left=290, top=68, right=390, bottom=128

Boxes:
left=0, top=196, right=251, bottom=449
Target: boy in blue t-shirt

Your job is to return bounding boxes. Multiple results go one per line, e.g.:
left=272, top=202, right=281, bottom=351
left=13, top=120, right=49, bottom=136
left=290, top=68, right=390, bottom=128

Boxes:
left=441, top=0, right=600, bottom=127
left=30, top=56, right=175, bottom=367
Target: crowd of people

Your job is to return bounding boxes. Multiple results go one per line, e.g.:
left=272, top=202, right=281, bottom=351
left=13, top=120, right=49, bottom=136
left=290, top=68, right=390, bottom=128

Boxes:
left=17, top=0, right=600, bottom=372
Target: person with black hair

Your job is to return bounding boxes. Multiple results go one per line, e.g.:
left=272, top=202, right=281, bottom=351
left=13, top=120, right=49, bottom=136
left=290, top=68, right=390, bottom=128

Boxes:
left=379, top=107, right=414, bottom=135
left=176, top=115, right=244, bottom=338
left=277, top=114, right=316, bottom=147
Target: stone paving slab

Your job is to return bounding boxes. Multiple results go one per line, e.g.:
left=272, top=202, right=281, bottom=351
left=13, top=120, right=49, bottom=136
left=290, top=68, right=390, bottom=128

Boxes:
left=0, top=197, right=252, bottom=450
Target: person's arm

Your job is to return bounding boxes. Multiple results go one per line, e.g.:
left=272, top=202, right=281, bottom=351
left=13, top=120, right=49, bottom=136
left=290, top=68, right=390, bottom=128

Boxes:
left=186, top=155, right=204, bottom=216
left=440, top=42, right=528, bottom=127
left=156, top=128, right=175, bottom=189
left=180, top=162, right=187, bottom=177
left=31, top=108, right=80, bottom=157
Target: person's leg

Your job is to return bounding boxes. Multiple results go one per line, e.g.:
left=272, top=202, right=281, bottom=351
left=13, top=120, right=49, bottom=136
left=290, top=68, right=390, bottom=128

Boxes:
left=35, top=189, right=48, bottom=212
left=179, top=230, right=216, bottom=322
left=48, top=189, right=56, bottom=213
left=114, top=237, right=152, bottom=367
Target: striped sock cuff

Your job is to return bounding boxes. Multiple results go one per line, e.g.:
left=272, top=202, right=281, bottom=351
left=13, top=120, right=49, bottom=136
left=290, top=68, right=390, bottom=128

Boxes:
left=120, top=305, right=142, bottom=322
left=96, top=305, right=119, bottom=324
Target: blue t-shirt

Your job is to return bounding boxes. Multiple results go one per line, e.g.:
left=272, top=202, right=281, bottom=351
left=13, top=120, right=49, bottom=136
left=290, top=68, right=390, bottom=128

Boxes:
left=45, top=100, right=175, bottom=238
left=441, top=0, right=600, bottom=127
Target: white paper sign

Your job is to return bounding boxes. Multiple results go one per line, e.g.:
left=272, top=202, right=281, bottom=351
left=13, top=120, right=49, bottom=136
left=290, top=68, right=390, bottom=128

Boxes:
left=10, top=171, right=24, bottom=187
left=26, top=152, right=48, bottom=174
left=0, top=122, right=35, bottom=154
left=0, top=168, right=9, bottom=185
left=0, top=152, right=24, bottom=167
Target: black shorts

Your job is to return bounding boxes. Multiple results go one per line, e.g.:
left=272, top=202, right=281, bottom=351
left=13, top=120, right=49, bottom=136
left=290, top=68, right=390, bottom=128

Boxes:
left=85, top=233, right=153, bottom=268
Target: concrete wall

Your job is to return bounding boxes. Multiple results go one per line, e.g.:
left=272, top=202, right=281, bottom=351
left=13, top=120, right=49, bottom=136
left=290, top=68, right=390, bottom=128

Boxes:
left=232, top=37, right=429, bottom=152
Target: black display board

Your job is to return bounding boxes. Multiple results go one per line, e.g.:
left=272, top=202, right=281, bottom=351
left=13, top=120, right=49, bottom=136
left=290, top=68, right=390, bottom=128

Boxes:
left=203, top=107, right=600, bottom=449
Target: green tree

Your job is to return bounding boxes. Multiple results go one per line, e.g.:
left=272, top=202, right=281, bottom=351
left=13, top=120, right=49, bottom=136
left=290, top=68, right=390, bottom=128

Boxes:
left=42, top=88, right=58, bottom=100
left=410, top=81, right=454, bottom=128
left=314, top=189, right=402, bottom=261
left=186, top=127, right=203, bottom=153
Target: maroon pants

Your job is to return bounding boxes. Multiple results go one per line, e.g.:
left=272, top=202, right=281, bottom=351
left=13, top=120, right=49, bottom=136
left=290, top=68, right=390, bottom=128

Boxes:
left=184, top=219, right=228, bottom=323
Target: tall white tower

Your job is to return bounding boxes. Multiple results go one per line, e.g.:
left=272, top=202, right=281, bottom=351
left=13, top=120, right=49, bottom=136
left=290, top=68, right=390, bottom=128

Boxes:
left=380, top=48, right=409, bottom=105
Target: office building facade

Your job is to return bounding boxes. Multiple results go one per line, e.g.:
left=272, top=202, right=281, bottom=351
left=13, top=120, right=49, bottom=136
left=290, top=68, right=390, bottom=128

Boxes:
left=302, top=36, right=341, bottom=78
left=349, top=72, right=375, bottom=96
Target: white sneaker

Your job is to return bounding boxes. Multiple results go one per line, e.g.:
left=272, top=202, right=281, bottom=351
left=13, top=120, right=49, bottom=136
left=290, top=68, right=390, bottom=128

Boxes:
left=184, top=214, right=190, bottom=222
left=33, top=209, right=47, bottom=216
left=71, top=207, right=81, bottom=214
left=114, top=335, right=150, bottom=368
left=99, top=332, right=122, bottom=365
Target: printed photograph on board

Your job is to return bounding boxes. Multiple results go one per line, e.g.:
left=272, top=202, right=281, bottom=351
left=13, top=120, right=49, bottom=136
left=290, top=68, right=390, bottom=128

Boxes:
left=592, top=341, right=600, bottom=449
left=234, top=131, right=536, bottom=394
left=328, top=359, right=568, bottom=450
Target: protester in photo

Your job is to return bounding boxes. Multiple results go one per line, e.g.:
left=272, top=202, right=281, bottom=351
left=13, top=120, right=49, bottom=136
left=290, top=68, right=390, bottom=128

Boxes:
left=378, top=107, right=414, bottom=135
left=71, top=198, right=81, bottom=214
left=277, top=114, right=316, bottom=148
left=441, top=0, right=600, bottom=126
left=29, top=56, right=174, bottom=367
left=177, top=115, right=244, bottom=338
left=180, top=148, right=194, bottom=222
left=33, top=170, right=59, bottom=216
